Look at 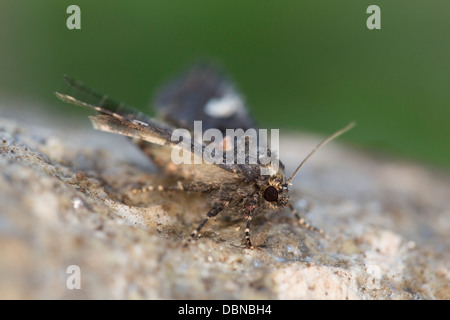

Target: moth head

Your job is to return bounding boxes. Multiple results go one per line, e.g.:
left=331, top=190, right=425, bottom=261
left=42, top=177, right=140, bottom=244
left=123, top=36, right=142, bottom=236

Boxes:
left=261, top=177, right=289, bottom=209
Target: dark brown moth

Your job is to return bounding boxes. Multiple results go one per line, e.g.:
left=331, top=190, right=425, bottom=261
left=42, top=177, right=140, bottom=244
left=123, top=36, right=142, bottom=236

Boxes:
left=56, top=65, right=354, bottom=248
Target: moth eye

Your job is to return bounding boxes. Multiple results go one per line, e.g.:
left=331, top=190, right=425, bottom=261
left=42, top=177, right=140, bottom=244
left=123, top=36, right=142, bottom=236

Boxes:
left=263, top=186, right=278, bottom=202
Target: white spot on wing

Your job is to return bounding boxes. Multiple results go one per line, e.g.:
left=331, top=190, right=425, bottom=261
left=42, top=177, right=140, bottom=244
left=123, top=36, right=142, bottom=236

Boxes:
left=204, top=93, right=244, bottom=118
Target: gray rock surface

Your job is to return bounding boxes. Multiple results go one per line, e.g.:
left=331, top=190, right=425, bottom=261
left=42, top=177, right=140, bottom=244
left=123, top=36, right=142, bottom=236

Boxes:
left=0, top=114, right=448, bottom=299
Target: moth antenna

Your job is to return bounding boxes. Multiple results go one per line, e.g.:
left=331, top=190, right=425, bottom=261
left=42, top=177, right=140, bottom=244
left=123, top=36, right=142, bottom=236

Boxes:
left=286, top=122, right=355, bottom=184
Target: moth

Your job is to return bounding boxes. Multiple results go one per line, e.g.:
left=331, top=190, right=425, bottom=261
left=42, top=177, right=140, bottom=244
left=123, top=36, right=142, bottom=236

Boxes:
left=56, top=65, right=353, bottom=248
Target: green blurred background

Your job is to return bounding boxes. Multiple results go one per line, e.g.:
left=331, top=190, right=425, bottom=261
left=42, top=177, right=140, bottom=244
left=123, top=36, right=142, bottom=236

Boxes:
left=0, top=1, right=449, bottom=168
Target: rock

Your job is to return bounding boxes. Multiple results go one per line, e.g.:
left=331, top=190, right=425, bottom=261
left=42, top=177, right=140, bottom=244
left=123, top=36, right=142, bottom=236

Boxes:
left=0, top=114, right=448, bottom=299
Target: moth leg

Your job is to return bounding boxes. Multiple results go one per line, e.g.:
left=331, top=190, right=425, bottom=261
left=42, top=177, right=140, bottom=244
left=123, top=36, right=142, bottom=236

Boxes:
left=288, top=202, right=327, bottom=237
left=191, top=201, right=228, bottom=239
left=131, top=181, right=185, bottom=194
left=244, top=216, right=254, bottom=249
left=131, top=181, right=219, bottom=194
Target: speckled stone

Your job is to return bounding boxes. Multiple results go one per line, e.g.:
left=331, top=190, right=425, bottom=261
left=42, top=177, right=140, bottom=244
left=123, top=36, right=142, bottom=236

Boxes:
left=0, top=114, right=448, bottom=299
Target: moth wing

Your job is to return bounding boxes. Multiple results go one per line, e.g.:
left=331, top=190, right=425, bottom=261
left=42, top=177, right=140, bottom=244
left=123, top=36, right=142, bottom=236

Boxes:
left=55, top=76, right=243, bottom=184
left=154, top=64, right=255, bottom=134
left=90, top=113, right=243, bottom=183
left=154, top=66, right=284, bottom=182
left=55, top=77, right=173, bottom=147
